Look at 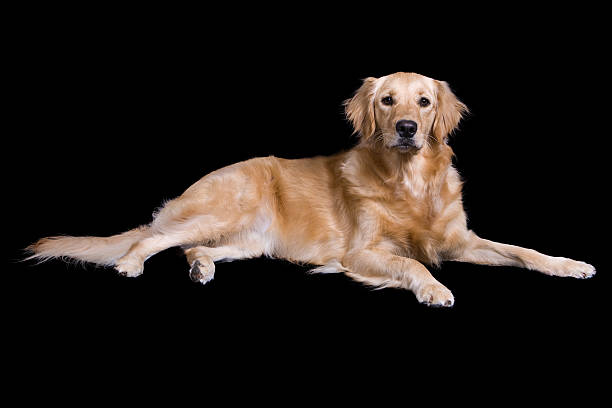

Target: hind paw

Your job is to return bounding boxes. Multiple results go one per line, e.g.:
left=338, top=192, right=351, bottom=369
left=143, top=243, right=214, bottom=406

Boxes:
left=115, top=257, right=144, bottom=277
left=189, top=259, right=215, bottom=284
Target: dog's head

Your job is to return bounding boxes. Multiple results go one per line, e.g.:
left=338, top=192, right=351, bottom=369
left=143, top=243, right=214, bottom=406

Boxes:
left=344, top=73, right=468, bottom=152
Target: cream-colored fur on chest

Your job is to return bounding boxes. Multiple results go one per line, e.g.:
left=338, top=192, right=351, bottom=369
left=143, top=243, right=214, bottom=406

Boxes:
left=339, top=145, right=468, bottom=266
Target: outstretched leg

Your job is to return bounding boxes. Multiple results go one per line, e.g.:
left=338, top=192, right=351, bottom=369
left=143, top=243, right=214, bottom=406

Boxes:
left=452, top=232, right=595, bottom=278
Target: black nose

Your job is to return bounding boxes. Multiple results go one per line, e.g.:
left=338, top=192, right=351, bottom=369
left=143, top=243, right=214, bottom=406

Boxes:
left=396, top=120, right=418, bottom=138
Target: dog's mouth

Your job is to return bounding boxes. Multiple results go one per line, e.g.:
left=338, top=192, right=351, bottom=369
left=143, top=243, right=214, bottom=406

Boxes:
left=392, top=140, right=421, bottom=152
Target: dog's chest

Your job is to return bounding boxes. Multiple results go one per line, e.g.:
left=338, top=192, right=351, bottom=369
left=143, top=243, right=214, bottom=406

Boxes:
left=378, top=168, right=466, bottom=262
left=400, top=157, right=430, bottom=200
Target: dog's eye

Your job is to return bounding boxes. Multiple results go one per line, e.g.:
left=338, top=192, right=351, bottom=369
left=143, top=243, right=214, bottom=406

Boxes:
left=419, top=97, right=430, bottom=107
left=381, top=96, right=394, bottom=106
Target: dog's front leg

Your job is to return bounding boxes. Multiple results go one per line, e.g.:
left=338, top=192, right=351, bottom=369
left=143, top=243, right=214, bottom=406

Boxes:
left=453, top=232, right=595, bottom=278
left=343, top=249, right=454, bottom=307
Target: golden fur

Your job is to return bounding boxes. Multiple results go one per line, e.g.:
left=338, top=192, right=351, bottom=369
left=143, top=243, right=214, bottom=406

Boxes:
left=27, top=72, right=595, bottom=306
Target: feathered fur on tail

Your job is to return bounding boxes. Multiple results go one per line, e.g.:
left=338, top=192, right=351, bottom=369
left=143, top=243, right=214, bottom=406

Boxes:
left=26, top=226, right=149, bottom=267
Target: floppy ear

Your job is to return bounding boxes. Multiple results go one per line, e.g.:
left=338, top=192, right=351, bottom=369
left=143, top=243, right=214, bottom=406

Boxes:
left=344, top=77, right=378, bottom=141
left=433, top=80, right=468, bottom=142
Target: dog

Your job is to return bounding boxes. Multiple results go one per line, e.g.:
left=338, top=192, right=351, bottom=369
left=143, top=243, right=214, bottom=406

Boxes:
left=27, top=72, right=595, bottom=306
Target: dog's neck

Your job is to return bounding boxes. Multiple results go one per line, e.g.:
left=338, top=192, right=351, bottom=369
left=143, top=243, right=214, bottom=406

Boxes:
left=350, top=141, right=454, bottom=192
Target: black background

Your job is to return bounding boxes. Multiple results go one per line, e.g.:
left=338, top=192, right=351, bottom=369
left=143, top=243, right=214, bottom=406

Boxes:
left=4, top=6, right=608, bottom=400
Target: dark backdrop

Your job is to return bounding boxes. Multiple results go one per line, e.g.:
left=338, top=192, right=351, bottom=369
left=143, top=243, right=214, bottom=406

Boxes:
left=4, top=7, right=608, bottom=399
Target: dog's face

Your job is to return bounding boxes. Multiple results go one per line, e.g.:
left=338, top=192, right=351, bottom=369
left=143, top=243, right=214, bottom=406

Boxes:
left=345, top=72, right=468, bottom=152
left=375, top=74, right=438, bottom=151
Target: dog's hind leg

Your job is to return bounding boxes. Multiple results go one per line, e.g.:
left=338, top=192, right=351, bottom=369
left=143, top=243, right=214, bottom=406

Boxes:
left=114, top=201, right=261, bottom=277
left=115, top=228, right=204, bottom=277
left=114, top=157, right=275, bottom=277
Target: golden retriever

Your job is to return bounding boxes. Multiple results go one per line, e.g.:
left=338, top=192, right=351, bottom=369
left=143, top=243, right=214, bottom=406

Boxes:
left=27, top=72, right=595, bottom=306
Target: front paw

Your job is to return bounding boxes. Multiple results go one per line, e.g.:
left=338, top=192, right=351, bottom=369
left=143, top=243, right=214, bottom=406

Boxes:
left=549, top=258, right=596, bottom=279
left=416, top=282, right=455, bottom=307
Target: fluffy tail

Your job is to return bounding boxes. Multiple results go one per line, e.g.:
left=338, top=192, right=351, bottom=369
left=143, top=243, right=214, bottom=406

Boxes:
left=26, top=226, right=149, bottom=267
